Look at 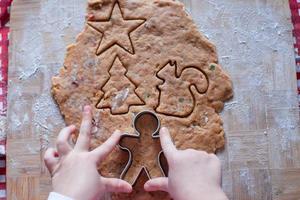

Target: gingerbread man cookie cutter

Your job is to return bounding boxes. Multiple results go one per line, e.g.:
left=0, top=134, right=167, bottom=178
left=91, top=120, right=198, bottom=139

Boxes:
left=119, top=110, right=167, bottom=185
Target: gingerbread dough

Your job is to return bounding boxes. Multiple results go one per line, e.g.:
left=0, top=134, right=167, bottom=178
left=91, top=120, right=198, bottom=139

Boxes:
left=51, top=0, right=233, bottom=198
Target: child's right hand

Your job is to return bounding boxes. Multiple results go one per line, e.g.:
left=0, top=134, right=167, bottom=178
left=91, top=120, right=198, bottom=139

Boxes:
left=144, top=127, right=228, bottom=200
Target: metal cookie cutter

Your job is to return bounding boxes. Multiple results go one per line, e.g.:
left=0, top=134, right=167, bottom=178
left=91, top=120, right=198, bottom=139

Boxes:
left=119, top=110, right=167, bottom=185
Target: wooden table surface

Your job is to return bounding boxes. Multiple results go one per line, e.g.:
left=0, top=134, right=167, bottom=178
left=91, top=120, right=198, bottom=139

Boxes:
left=7, top=0, right=300, bottom=199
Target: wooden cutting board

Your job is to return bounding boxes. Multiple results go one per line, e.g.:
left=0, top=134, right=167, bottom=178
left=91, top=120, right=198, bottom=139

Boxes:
left=7, top=0, right=300, bottom=199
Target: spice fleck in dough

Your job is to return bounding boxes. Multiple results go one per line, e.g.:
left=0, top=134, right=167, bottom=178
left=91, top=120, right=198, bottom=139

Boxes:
left=51, top=0, right=233, bottom=198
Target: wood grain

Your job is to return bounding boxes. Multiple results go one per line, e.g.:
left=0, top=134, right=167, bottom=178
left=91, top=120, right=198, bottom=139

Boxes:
left=7, top=0, right=300, bottom=199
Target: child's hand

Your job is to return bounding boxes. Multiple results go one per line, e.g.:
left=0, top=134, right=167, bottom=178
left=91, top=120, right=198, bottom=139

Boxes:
left=44, top=105, right=132, bottom=200
left=144, top=127, right=228, bottom=200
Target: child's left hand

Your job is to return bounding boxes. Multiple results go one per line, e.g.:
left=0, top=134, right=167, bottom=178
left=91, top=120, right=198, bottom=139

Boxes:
left=44, top=105, right=132, bottom=200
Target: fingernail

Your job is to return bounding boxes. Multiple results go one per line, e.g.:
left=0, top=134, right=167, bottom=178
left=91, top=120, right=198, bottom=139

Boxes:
left=84, top=105, right=91, bottom=113
left=69, top=125, right=76, bottom=130
left=126, top=185, right=133, bottom=193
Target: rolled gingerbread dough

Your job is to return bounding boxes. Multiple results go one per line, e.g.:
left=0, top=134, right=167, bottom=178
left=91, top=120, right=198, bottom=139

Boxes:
left=51, top=0, right=233, bottom=198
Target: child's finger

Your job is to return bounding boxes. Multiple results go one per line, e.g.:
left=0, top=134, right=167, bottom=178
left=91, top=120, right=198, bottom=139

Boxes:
left=56, top=125, right=75, bottom=156
left=160, top=127, right=177, bottom=160
left=102, top=177, right=132, bottom=193
left=144, top=177, right=169, bottom=192
left=74, top=105, right=92, bottom=152
left=91, top=130, right=122, bottom=163
left=44, top=148, right=59, bottom=174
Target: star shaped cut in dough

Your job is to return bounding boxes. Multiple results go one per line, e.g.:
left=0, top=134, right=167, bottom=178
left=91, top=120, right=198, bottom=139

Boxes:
left=88, top=2, right=145, bottom=55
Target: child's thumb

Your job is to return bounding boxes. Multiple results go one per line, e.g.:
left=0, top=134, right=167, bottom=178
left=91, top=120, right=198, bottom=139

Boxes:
left=144, top=177, right=169, bottom=192
left=102, top=177, right=132, bottom=193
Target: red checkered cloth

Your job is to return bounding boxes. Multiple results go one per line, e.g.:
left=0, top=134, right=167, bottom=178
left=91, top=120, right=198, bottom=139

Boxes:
left=0, top=0, right=12, bottom=199
left=0, top=1, right=297, bottom=200
left=290, top=0, right=300, bottom=104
